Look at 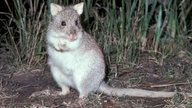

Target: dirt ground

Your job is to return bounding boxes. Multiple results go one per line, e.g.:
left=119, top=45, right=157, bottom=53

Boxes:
left=0, top=51, right=192, bottom=108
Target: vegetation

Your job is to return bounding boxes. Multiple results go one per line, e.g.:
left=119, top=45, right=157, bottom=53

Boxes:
left=1, top=0, right=191, bottom=67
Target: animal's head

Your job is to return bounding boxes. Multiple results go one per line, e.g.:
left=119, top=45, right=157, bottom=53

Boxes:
left=49, top=2, right=84, bottom=41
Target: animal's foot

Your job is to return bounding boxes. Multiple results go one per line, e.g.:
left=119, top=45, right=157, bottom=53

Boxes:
left=59, top=87, right=70, bottom=96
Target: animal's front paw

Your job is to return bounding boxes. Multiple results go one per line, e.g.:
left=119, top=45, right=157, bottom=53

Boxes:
left=54, top=43, right=68, bottom=52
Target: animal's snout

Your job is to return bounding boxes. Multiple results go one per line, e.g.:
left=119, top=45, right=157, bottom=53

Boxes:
left=69, top=34, right=76, bottom=40
left=69, top=27, right=77, bottom=41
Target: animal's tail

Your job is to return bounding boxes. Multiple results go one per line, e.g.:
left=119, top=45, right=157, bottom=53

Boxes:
left=98, top=82, right=192, bottom=98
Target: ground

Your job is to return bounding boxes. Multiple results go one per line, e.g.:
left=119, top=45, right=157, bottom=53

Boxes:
left=0, top=51, right=192, bottom=108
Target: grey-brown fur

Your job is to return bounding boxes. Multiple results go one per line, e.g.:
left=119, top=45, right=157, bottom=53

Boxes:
left=46, top=2, right=192, bottom=98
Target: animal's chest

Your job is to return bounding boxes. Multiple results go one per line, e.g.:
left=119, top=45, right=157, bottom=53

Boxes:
left=49, top=49, right=86, bottom=73
left=61, top=53, right=82, bottom=69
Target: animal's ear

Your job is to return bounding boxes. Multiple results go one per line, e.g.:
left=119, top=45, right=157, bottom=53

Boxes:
left=73, top=2, right=84, bottom=15
left=50, top=3, right=62, bottom=16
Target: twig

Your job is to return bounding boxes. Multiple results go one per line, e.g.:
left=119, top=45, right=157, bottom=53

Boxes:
left=151, top=82, right=191, bottom=88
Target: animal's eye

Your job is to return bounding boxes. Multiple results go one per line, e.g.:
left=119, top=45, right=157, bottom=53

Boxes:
left=61, top=21, right=66, bottom=26
left=75, top=20, right=78, bottom=25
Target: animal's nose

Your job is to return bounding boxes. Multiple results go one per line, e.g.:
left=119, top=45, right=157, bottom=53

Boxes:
left=69, top=34, right=76, bottom=40
left=69, top=27, right=77, bottom=40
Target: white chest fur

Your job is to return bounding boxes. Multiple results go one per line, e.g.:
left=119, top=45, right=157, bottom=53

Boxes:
left=47, top=36, right=98, bottom=88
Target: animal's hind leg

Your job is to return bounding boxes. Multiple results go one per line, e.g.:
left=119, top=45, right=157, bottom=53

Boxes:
left=50, top=65, right=70, bottom=95
left=76, top=77, right=102, bottom=98
left=77, top=85, right=93, bottom=98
